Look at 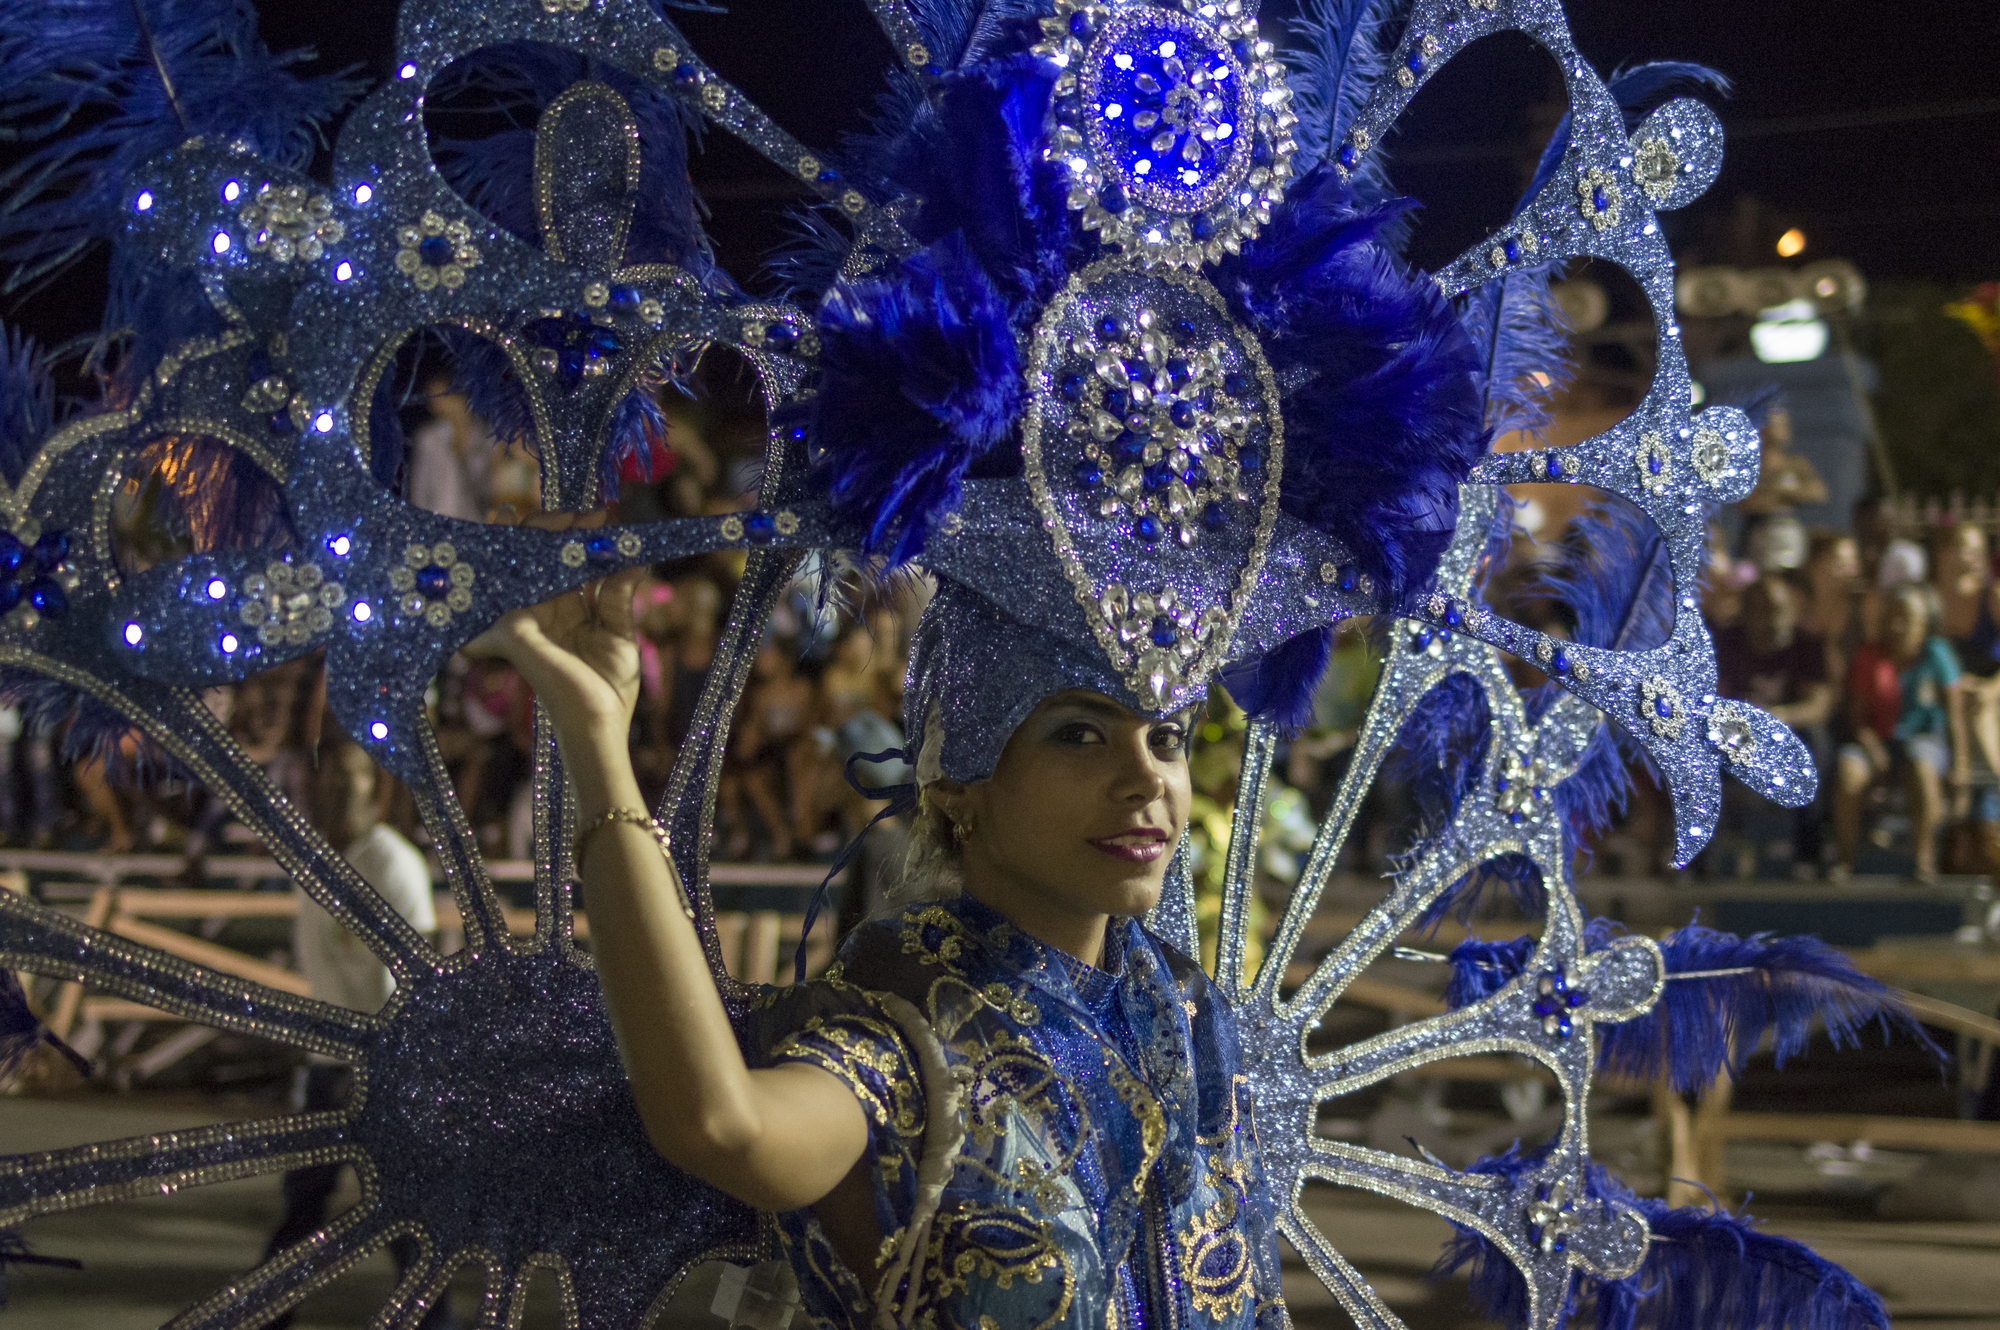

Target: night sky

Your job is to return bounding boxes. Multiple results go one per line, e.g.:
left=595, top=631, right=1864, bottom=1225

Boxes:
left=9, top=0, right=2000, bottom=347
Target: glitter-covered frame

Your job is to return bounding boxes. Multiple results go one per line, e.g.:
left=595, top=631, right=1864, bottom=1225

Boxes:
left=0, top=2, right=1810, bottom=1328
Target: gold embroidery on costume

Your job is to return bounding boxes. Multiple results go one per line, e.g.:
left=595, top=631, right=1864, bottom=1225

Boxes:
left=1105, top=1055, right=1166, bottom=1191
left=770, top=1013, right=924, bottom=1135
left=927, top=1204, right=1077, bottom=1330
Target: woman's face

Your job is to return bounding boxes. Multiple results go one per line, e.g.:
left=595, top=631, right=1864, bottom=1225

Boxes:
left=944, top=690, right=1193, bottom=924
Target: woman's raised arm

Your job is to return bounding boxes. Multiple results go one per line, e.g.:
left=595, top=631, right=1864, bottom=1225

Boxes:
left=467, top=511, right=867, bottom=1212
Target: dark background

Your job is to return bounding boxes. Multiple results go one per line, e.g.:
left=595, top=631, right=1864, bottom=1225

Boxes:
left=9, top=1, right=2000, bottom=370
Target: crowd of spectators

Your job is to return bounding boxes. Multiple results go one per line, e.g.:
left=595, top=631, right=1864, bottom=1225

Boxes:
left=0, top=383, right=1992, bottom=894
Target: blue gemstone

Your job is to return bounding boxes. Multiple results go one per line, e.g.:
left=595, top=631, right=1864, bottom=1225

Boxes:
left=1533, top=998, right=1555, bottom=1017
left=1592, top=187, right=1609, bottom=212
left=1337, top=567, right=1357, bottom=592
left=1546, top=453, right=1564, bottom=479
left=1143, top=463, right=1169, bottom=491
left=1181, top=461, right=1207, bottom=487
left=1104, top=388, right=1130, bottom=415
left=1060, top=374, right=1086, bottom=401
left=0, top=533, right=19, bottom=577
left=816, top=166, right=839, bottom=183
left=745, top=511, right=777, bottom=543
left=1150, top=618, right=1177, bottom=647
left=1503, top=237, right=1522, bottom=263
left=1552, top=1234, right=1568, bottom=1251
left=1509, top=811, right=1523, bottom=824
left=1075, top=458, right=1104, bottom=486
left=1100, top=181, right=1128, bottom=214
left=608, top=286, right=642, bottom=314
left=1165, top=359, right=1190, bottom=388
left=1567, top=990, right=1587, bottom=1008
left=1407, top=50, right=1425, bottom=74
left=1170, top=401, right=1197, bottom=429
left=416, top=565, right=451, bottom=596
left=1069, top=10, right=1095, bottom=37
left=0, top=582, right=19, bottom=614
left=1648, top=452, right=1663, bottom=475
left=585, top=533, right=620, bottom=559
left=28, top=579, right=66, bottom=618
left=1135, top=515, right=1163, bottom=543
left=1252, top=141, right=1273, bottom=167
left=1099, top=315, right=1125, bottom=341
left=1202, top=502, right=1228, bottom=530
left=1114, top=433, right=1147, bottom=465
left=1232, top=39, right=1254, bottom=61
left=1549, top=971, right=1566, bottom=992
left=1223, top=371, right=1251, bottom=398
left=673, top=65, right=698, bottom=86
left=764, top=323, right=797, bottom=346
left=1655, top=696, right=1673, bottom=719
left=1125, top=359, right=1148, bottom=382
left=417, top=235, right=454, bottom=267
left=1411, top=628, right=1432, bottom=650
left=268, top=410, right=294, bottom=434
left=1175, top=317, right=1198, bottom=338
left=1551, top=649, right=1569, bottom=675
left=1444, top=605, right=1462, bottom=628
left=1239, top=449, right=1262, bottom=473
left=1556, top=1017, right=1572, bottom=1039
left=1190, top=213, right=1215, bottom=239
left=32, top=531, right=68, bottom=568
left=1337, top=143, right=1359, bottom=169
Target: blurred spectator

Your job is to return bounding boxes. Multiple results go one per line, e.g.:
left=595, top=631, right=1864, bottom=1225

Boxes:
left=1801, top=531, right=1864, bottom=664
left=405, top=377, right=492, bottom=522
left=721, top=639, right=818, bottom=860
left=1714, top=576, right=1834, bottom=872
left=1935, top=521, right=1997, bottom=672
left=1835, top=585, right=1967, bottom=880
left=267, top=737, right=451, bottom=1330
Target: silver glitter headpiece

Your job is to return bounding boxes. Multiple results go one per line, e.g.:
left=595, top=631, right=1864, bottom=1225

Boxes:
left=0, top=3, right=1840, bottom=1328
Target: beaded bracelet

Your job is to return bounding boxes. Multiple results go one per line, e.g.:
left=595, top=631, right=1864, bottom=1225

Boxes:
left=574, top=808, right=696, bottom=921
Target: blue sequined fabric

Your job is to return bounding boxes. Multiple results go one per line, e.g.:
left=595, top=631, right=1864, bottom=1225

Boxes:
left=744, top=894, right=1288, bottom=1330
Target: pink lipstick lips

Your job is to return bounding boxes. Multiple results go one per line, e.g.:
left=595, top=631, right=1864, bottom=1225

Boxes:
left=1089, top=828, right=1170, bottom=863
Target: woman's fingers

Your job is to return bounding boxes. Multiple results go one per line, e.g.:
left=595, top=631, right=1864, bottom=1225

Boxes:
left=598, top=566, right=647, bottom=640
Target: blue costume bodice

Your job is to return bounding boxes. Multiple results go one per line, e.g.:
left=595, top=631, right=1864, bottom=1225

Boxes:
left=742, top=894, right=1290, bottom=1330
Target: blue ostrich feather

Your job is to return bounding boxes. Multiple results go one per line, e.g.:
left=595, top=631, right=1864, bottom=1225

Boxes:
left=1428, top=1144, right=1566, bottom=1327
left=1441, top=915, right=1937, bottom=1092
left=1590, top=1173, right=1890, bottom=1330
left=1282, top=0, right=1401, bottom=189
left=1218, top=624, right=1333, bottom=730
left=1461, top=261, right=1576, bottom=440
left=0, top=0, right=365, bottom=300
left=908, top=0, right=1043, bottom=69
left=0, top=667, right=178, bottom=785
left=1383, top=671, right=1495, bottom=866
left=1530, top=500, right=1674, bottom=854
left=438, top=327, right=536, bottom=455
left=0, top=325, right=71, bottom=487
left=1441, top=933, right=1539, bottom=1008
left=1434, top=1147, right=1890, bottom=1330
left=427, top=42, right=713, bottom=275
left=1521, top=62, right=1731, bottom=210
left=1415, top=852, right=1546, bottom=932
left=868, top=54, right=1076, bottom=310
left=1222, top=168, right=1487, bottom=604
left=1595, top=918, right=1941, bottom=1096
left=811, top=232, right=1024, bottom=566
left=600, top=386, right=674, bottom=499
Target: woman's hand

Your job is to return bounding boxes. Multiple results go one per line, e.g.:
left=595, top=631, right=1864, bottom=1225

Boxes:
left=464, top=509, right=647, bottom=747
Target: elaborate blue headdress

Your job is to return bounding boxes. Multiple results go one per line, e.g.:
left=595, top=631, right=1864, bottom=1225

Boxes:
left=0, top=2, right=1912, bottom=1327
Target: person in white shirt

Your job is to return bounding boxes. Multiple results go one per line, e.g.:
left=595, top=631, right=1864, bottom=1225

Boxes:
left=267, top=737, right=455, bottom=1329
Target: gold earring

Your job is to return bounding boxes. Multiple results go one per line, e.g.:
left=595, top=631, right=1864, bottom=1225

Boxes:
left=951, top=816, right=971, bottom=845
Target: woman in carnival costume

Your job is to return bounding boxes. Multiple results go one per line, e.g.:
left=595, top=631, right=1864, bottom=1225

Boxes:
left=0, top=0, right=1938, bottom=1327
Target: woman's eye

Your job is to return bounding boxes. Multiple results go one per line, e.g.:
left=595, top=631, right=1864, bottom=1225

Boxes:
left=1053, top=722, right=1105, bottom=744
left=1151, top=726, right=1187, bottom=754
